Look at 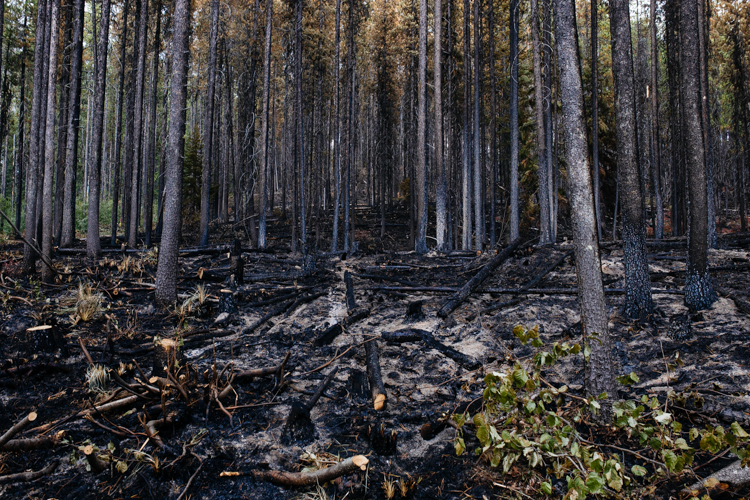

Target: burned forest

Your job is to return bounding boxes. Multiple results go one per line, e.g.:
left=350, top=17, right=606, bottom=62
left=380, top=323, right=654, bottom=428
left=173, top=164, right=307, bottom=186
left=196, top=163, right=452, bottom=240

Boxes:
left=1, top=0, right=750, bottom=498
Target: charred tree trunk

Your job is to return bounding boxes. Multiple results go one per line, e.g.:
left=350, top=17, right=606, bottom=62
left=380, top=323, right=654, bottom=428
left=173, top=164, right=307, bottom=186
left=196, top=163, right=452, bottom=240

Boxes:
left=331, top=0, right=342, bottom=251
left=415, top=0, right=428, bottom=253
left=555, top=0, right=617, bottom=407
left=461, top=0, right=471, bottom=250
left=650, top=0, right=664, bottom=240
left=258, top=0, right=273, bottom=249
left=610, top=0, right=653, bottom=318
left=61, top=0, right=84, bottom=248
left=144, top=0, right=161, bottom=247
left=509, top=0, right=519, bottom=241
left=155, top=0, right=190, bottom=305
left=199, top=0, right=219, bottom=246
left=435, top=0, right=446, bottom=250
left=681, top=0, right=716, bottom=311
left=591, top=0, right=602, bottom=241
left=86, top=0, right=112, bottom=259
left=532, top=0, right=551, bottom=245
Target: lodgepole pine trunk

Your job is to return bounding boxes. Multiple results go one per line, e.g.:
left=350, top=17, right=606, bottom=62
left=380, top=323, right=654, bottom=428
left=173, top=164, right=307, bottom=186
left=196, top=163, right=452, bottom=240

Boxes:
left=61, top=0, right=84, bottom=247
left=681, top=0, right=716, bottom=311
left=415, top=0, right=428, bottom=253
left=509, top=0, right=519, bottom=241
left=331, top=0, right=342, bottom=252
left=155, top=0, right=190, bottom=306
left=86, top=0, right=112, bottom=259
left=110, top=0, right=129, bottom=244
left=555, top=0, right=617, bottom=407
left=531, top=0, right=551, bottom=245
left=259, top=0, right=273, bottom=249
left=435, top=0, right=447, bottom=250
left=144, top=0, right=161, bottom=247
left=199, top=0, right=219, bottom=247
left=650, top=0, right=664, bottom=240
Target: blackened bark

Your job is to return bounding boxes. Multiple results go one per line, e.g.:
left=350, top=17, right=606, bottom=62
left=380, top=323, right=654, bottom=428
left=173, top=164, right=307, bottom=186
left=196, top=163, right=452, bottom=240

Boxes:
left=331, top=0, right=342, bottom=251
left=681, top=0, right=716, bottom=311
left=555, top=0, right=616, bottom=404
left=592, top=0, right=601, bottom=241
left=199, top=0, right=219, bottom=246
left=86, top=0, right=112, bottom=259
left=509, top=0, right=519, bottom=241
left=697, top=0, right=715, bottom=248
left=123, top=0, right=139, bottom=241
left=110, top=0, right=129, bottom=244
left=61, top=0, right=84, bottom=247
left=156, top=0, right=190, bottom=305
left=41, top=0, right=60, bottom=282
left=258, top=0, right=273, bottom=249
left=21, top=0, right=47, bottom=274
left=295, top=0, right=306, bottom=252
left=472, top=0, right=483, bottom=250
left=415, top=0, right=428, bottom=253
left=128, top=0, right=148, bottom=248
left=488, top=0, right=496, bottom=247
left=144, top=0, right=161, bottom=247
left=461, top=0, right=471, bottom=250
left=666, top=0, right=685, bottom=236
left=13, top=23, right=26, bottom=230
left=435, top=0, right=446, bottom=250
left=650, top=0, right=664, bottom=240
left=531, top=0, right=551, bottom=245
left=610, top=0, right=653, bottom=319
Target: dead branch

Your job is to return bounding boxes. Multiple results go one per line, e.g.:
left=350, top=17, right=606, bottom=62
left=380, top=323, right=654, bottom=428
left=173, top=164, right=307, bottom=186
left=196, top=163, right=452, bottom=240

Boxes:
left=234, top=352, right=290, bottom=383
left=1, top=436, right=57, bottom=451
left=365, top=340, right=387, bottom=411
left=438, top=237, right=522, bottom=317
left=0, top=412, right=37, bottom=448
left=0, top=461, right=57, bottom=484
left=252, top=455, right=369, bottom=487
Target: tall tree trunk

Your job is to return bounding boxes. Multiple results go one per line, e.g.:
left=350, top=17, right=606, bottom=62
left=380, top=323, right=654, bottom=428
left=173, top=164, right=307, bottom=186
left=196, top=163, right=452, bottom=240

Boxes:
left=145, top=0, right=161, bottom=247
left=650, top=0, right=664, bottom=239
left=666, top=0, right=685, bottom=236
left=681, top=0, right=716, bottom=311
left=258, top=0, right=273, bottom=249
left=61, top=0, right=84, bottom=247
left=531, top=0, right=551, bottom=244
left=472, top=0, right=482, bottom=250
left=86, top=0, right=112, bottom=259
left=435, top=0, right=447, bottom=251
left=610, top=0, right=653, bottom=318
left=731, top=24, right=748, bottom=233
left=41, top=0, right=60, bottom=282
left=555, top=0, right=616, bottom=407
left=591, top=0, right=601, bottom=241
left=295, top=0, right=306, bottom=252
left=14, top=16, right=26, bottom=231
left=488, top=0, right=496, bottom=247
left=415, top=0, right=428, bottom=253
left=128, top=0, right=148, bottom=247
left=22, top=0, right=48, bottom=275
left=461, top=0, right=471, bottom=250
left=330, top=0, right=342, bottom=251
left=123, top=0, right=139, bottom=241
left=155, top=0, right=190, bottom=305
left=697, top=0, right=715, bottom=248
left=543, top=0, right=554, bottom=242
left=509, top=0, right=519, bottom=241
left=343, top=0, right=355, bottom=251
left=53, top=5, right=71, bottom=245
left=199, top=0, right=219, bottom=246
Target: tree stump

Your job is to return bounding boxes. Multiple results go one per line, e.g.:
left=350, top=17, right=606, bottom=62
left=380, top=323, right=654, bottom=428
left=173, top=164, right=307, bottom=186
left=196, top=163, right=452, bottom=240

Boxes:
left=153, top=337, right=181, bottom=377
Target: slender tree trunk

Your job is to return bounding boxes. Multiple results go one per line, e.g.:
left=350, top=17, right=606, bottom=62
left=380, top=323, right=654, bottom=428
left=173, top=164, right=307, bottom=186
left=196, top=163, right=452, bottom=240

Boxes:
left=591, top=0, right=601, bottom=241
left=610, top=0, right=653, bottom=318
left=145, top=0, right=161, bottom=247
left=198, top=0, right=219, bottom=246
left=650, top=0, right=664, bottom=240
left=415, top=0, right=428, bottom=253
left=61, top=0, right=84, bottom=247
left=22, top=0, right=48, bottom=274
left=531, top=0, right=551, bottom=244
left=53, top=7, right=71, bottom=245
left=123, top=0, right=139, bottom=241
left=543, top=0, right=555, bottom=242
left=86, top=0, right=112, bottom=259
left=14, top=18, right=26, bottom=231
left=509, top=0, right=519, bottom=241
left=488, top=0, right=496, bottom=247
left=156, top=0, right=190, bottom=305
left=295, top=0, right=306, bottom=252
left=681, top=0, right=716, bottom=311
left=461, top=0, right=471, bottom=250
left=472, top=0, right=483, bottom=250
left=41, top=0, right=60, bottom=282
left=330, top=0, right=342, bottom=251
left=555, top=0, right=616, bottom=407
left=258, top=0, right=273, bottom=249
left=435, top=0, right=446, bottom=251
left=128, top=0, right=148, bottom=247
left=697, top=0, right=715, bottom=248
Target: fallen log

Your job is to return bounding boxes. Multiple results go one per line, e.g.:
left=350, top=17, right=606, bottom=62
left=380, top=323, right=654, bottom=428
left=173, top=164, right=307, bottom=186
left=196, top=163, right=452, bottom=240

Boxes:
left=0, top=461, right=57, bottom=484
left=381, top=329, right=424, bottom=343
left=234, top=352, right=290, bottom=385
left=253, top=455, right=369, bottom=487
left=0, top=436, right=57, bottom=451
left=344, top=270, right=357, bottom=312
left=422, top=331, right=481, bottom=370
left=438, top=237, right=522, bottom=318
left=0, top=412, right=37, bottom=448
left=313, top=307, right=370, bottom=347
left=365, top=340, right=387, bottom=411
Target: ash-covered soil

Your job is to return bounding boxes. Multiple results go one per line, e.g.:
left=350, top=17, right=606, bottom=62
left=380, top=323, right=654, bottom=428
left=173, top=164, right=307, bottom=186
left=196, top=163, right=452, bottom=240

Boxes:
left=0, top=229, right=749, bottom=499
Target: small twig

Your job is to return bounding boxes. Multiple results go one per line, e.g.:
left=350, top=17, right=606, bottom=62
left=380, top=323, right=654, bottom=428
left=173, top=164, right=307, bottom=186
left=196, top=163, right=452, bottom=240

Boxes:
left=176, top=463, right=203, bottom=500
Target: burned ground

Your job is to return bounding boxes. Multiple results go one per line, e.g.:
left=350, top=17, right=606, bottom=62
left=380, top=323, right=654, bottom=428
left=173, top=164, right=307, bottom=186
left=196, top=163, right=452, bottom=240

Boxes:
left=0, top=222, right=749, bottom=499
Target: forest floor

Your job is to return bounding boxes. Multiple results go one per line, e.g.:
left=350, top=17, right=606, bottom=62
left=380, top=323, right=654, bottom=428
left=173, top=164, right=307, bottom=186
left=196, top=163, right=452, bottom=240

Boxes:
left=0, top=211, right=749, bottom=500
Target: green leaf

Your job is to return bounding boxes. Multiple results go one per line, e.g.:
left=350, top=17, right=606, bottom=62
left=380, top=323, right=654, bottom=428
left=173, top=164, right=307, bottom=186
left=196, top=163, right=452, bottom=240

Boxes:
left=455, top=437, right=466, bottom=456
left=631, top=464, right=647, bottom=477
left=116, top=460, right=128, bottom=473
left=512, top=368, right=529, bottom=388
left=540, top=481, right=553, bottom=495
left=586, top=472, right=605, bottom=494
left=662, top=450, right=679, bottom=472
left=732, top=422, right=750, bottom=438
